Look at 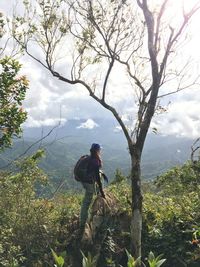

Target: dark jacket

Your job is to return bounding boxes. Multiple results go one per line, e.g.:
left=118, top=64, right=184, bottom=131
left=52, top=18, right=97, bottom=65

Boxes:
left=86, top=156, right=104, bottom=196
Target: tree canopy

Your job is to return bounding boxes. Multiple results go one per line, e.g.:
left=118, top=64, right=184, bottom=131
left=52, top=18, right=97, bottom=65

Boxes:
left=0, top=13, right=28, bottom=149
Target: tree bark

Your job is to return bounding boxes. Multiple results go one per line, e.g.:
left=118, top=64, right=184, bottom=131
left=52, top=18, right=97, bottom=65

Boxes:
left=130, top=145, right=143, bottom=260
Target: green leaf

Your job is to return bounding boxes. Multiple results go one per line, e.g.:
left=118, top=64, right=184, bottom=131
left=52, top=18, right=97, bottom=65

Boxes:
left=156, top=259, right=166, bottom=267
left=148, top=251, right=155, bottom=262
left=81, top=251, right=97, bottom=267
left=125, top=250, right=141, bottom=267
left=51, top=249, right=64, bottom=267
left=148, top=251, right=166, bottom=267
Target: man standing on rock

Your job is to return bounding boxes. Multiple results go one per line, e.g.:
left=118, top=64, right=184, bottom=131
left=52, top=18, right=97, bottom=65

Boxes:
left=74, top=143, right=108, bottom=232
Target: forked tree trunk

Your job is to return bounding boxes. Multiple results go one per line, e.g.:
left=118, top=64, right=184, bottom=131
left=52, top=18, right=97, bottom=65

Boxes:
left=130, top=146, right=143, bottom=260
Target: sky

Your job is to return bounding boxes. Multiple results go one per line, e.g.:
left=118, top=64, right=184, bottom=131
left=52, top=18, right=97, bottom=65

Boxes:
left=1, top=0, right=200, bottom=139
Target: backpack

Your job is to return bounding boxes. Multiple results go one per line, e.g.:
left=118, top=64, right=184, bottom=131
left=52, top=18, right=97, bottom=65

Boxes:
left=74, top=155, right=92, bottom=182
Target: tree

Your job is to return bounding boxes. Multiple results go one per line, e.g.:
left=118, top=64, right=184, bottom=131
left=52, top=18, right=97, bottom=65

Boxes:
left=0, top=13, right=28, bottom=149
left=0, top=57, right=28, bottom=149
left=11, top=0, right=200, bottom=259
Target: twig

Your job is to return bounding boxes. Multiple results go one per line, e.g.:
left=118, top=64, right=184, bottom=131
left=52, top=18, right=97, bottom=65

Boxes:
left=0, top=122, right=61, bottom=169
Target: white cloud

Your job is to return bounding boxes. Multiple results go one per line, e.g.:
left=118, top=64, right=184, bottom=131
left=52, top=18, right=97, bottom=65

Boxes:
left=24, top=117, right=66, bottom=128
left=114, top=126, right=122, bottom=133
left=152, top=99, right=200, bottom=138
left=77, top=119, right=99, bottom=130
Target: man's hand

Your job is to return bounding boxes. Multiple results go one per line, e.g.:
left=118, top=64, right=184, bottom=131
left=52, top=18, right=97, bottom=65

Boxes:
left=102, top=173, right=109, bottom=183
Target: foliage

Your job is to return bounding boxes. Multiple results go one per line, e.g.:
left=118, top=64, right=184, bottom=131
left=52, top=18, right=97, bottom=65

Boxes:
left=155, top=161, right=200, bottom=197
left=142, top=161, right=200, bottom=266
left=0, top=56, right=28, bottom=149
left=104, top=162, right=200, bottom=266
left=1, top=158, right=200, bottom=266
left=193, top=227, right=200, bottom=242
left=0, top=12, right=28, bottom=149
left=147, top=251, right=166, bottom=267
left=0, top=151, right=49, bottom=266
left=51, top=249, right=65, bottom=267
left=191, top=226, right=200, bottom=262
left=109, top=179, right=131, bottom=214
left=111, top=169, right=127, bottom=185
left=124, top=250, right=166, bottom=267
left=0, top=150, right=84, bottom=267
left=125, top=250, right=141, bottom=267
left=81, top=251, right=97, bottom=267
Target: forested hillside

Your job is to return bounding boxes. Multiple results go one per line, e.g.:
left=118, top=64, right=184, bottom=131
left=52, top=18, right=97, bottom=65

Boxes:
left=0, top=131, right=192, bottom=188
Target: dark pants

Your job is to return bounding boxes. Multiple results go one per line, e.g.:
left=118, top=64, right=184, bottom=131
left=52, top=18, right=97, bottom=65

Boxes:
left=80, top=182, right=95, bottom=227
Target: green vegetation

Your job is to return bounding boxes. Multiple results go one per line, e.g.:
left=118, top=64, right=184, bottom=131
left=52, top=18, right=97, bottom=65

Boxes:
left=0, top=10, right=28, bottom=150
left=0, top=13, right=28, bottom=150
left=53, top=250, right=166, bottom=267
left=51, top=249, right=65, bottom=267
left=0, top=151, right=200, bottom=266
left=125, top=250, right=141, bottom=267
left=0, top=56, right=28, bottom=149
left=125, top=250, right=166, bottom=267
left=81, top=251, right=98, bottom=267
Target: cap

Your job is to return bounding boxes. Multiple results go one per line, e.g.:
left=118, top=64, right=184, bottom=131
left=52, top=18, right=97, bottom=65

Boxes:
left=90, top=143, right=101, bottom=151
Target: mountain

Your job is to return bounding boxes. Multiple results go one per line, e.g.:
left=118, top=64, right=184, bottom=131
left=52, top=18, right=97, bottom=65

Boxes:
left=0, top=118, right=194, bottom=188
left=22, top=118, right=128, bottom=148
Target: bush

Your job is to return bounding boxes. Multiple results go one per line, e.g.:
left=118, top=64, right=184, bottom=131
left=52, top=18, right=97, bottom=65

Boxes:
left=0, top=151, right=81, bottom=266
left=1, top=159, right=200, bottom=266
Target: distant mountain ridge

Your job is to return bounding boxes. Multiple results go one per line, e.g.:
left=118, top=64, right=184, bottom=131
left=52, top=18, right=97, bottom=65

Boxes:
left=0, top=118, right=194, bottom=187
left=22, top=118, right=126, bottom=148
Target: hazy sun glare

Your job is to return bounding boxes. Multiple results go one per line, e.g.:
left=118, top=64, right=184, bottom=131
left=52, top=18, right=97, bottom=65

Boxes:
left=182, top=0, right=200, bottom=10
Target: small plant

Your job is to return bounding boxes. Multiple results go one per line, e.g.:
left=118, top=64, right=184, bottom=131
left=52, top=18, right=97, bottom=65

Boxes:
left=123, top=250, right=166, bottom=267
left=147, top=251, right=166, bottom=267
left=125, top=250, right=141, bottom=267
left=81, top=251, right=97, bottom=267
left=51, top=249, right=65, bottom=267
left=106, top=257, right=116, bottom=267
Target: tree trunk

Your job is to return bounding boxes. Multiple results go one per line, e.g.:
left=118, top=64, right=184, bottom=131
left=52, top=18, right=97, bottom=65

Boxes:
left=130, top=146, right=143, bottom=260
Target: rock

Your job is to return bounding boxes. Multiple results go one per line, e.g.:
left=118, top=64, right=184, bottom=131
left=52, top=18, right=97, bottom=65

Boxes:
left=81, top=192, right=118, bottom=244
left=64, top=191, right=126, bottom=267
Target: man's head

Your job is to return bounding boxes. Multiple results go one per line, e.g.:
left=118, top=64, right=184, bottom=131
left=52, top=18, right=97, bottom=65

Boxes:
left=90, top=143, right=101, bottom=156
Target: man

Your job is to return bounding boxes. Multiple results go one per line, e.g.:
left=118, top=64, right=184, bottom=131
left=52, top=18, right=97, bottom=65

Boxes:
left=79, top=143, right=108, bottom=230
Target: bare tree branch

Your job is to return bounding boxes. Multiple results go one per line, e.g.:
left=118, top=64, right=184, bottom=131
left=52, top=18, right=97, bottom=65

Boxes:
left=0, top=121, right=61, bottom=170
left=102, top=58, right=115, bottom=101
left=117, top=58, right=145, bottom=95
left=158, top=80, right=200, bottom=98
left=155, top=0, right=169, bottom=54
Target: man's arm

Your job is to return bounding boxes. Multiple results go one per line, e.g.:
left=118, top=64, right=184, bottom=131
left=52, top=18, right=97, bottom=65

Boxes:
left=100, top=171, right=109, bottom=183
left=95, top=168, right=105, bottom=198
